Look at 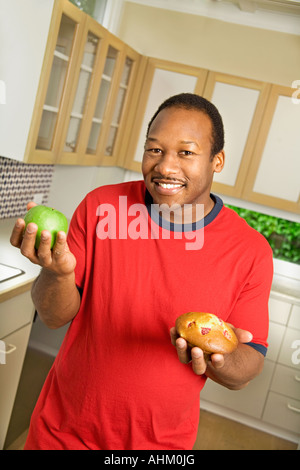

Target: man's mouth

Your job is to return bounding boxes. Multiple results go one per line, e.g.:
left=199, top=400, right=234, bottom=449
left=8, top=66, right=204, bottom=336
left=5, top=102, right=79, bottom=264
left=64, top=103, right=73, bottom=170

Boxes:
left=152, top=178, right=186, bottom=195
left=157, top=182, right=183, bottom=189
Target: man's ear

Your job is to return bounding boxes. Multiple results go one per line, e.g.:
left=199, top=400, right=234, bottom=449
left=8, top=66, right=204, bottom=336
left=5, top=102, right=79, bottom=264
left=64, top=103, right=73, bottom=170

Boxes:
left=213, top=150, right=225, bottom=173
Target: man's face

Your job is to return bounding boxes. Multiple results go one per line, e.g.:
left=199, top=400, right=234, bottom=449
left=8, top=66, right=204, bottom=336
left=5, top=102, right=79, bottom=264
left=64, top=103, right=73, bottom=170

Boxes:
left=142, top=107, right=224, bottom=210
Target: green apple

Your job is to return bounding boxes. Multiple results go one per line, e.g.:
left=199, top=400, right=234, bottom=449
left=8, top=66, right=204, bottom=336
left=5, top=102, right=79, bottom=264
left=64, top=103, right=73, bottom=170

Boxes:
left=24, top=205, right=68, bottom=249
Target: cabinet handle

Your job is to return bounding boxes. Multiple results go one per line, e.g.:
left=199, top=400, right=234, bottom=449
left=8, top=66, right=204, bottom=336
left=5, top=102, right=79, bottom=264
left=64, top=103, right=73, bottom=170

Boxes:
left=65, top=141, right=76, bottom=150
left=287, top=403, right=300, bottom=414
left=0, top=343, right=17, bottom=355
left=294, top=375, right=300, bottom=382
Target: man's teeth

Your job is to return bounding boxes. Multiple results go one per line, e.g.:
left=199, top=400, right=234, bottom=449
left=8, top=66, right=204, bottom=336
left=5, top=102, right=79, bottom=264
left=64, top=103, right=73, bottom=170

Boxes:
left=158, top=183, right=182, bottom=189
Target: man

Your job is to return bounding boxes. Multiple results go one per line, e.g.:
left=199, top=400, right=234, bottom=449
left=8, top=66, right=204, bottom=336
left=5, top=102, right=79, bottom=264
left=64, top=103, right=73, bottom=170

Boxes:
left=10, top=93, right=273, bottom=450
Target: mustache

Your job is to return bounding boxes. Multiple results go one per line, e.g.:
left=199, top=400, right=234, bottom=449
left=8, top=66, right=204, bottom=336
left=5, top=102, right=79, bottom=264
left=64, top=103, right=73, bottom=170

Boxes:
left=151, top=175, right=187, bottom=185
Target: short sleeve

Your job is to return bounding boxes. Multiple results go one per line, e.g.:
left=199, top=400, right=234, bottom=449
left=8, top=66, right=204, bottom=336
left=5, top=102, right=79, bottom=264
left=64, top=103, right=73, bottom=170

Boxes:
left=226, top=240, right=273, bottom=349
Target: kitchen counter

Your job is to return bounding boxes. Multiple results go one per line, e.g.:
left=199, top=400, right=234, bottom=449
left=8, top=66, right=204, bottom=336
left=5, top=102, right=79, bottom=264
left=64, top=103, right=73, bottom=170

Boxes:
left=271, top=274, right=300, bottom=306
left=0, top=218, right=40, bottom=302
left=0, top=218, right=299, bottom=304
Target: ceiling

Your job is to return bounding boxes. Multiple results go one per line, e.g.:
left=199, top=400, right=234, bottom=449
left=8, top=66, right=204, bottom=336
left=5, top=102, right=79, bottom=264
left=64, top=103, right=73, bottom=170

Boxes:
left=128, top=0, right=300, bottom=34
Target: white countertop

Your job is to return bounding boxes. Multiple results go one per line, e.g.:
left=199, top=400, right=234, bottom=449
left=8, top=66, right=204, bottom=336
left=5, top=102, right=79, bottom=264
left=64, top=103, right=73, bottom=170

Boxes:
left=0, top=218, right=41, bottom=300
left=0, top=217, right=299, bottom=304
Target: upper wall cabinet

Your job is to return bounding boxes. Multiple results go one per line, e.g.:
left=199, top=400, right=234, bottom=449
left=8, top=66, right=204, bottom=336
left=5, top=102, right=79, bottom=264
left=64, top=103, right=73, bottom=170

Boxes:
left=242, top=84, right=300, bottom=214
left=122, top=58, right=209, bottom=172
left=202, top=72, right=271, bottom=198
left=0, top=0, right=141, bottom=166
left=26, top=1, right=86, bottom=164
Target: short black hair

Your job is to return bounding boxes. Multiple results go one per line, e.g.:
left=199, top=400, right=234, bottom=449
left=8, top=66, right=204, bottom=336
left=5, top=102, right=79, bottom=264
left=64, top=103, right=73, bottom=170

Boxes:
left=146, top=93, right=225, bottom=158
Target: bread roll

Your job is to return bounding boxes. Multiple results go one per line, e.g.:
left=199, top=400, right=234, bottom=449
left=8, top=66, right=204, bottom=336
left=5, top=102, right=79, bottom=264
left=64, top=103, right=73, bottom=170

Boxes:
left=175, top=312, right=238, bottom=355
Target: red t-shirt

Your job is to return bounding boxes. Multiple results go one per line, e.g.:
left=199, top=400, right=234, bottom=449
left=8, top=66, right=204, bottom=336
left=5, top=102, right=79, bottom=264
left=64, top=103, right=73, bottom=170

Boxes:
left=25, top=181, right=273, bottom=450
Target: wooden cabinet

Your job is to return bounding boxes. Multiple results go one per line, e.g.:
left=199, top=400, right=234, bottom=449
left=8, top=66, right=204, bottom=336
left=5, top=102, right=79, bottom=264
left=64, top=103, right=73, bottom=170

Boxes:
left=123, top=57, right=208, bottom=172
left=202, top=72, right=271, bottom=198
left=53, top=14, right=141, bottom=167
left=123, top=60, right=300, bottom=215
left=0, top=291, right=35, bottom=449
left=1, top=0, right=141, bottom=166
left=242, top=84, right=300, bottom=214
left=26, top=0, right=86, bottom=164
left=27, top=0, right=142, bottom=166
left=201, top=294, right=300, bottom=440
left=1, top=2, right=299, bottom=214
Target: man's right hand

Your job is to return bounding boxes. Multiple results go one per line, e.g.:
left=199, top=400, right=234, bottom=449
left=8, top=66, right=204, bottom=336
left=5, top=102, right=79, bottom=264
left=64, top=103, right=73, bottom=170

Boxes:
left=10, top=202, right=76, bottom=277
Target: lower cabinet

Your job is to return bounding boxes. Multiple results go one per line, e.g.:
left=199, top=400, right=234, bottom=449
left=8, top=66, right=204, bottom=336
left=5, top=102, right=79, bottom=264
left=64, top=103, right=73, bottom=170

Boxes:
left=0, top=291, right=34, bottom=449
left=200, top=293, right=300, bottom=441
left=201, top=359, right=275, bottom=419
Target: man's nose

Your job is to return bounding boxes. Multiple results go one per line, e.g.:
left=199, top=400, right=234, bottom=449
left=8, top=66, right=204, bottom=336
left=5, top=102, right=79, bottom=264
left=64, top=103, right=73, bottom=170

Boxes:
left=154, top=152, right=180, bottom=175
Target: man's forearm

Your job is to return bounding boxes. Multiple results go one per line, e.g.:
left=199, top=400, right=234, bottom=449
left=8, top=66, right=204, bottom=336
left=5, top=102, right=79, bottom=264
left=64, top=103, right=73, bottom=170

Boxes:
left=205, top=344, right=264, bottom=390
left=32, top=268, right=81, bottom=329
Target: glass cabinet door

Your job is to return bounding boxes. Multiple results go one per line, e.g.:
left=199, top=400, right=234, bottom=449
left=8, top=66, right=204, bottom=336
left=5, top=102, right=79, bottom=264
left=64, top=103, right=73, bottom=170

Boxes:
left=86, top=45, right=119, bottom=154
left=104, top=56, right=133, bottom=156
left=36, top=14, right=77, bottom=151
left=63, top=31, right=100, bottom=152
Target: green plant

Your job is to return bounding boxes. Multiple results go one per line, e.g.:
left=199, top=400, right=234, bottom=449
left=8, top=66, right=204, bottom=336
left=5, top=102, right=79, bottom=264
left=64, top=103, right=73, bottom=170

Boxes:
left=225, top=204, right=300, bottom=264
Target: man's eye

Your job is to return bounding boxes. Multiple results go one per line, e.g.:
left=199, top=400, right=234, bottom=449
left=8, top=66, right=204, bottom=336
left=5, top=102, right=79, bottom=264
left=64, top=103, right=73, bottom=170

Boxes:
left=146, top=148, right=162, bottom=154
left=179, top=150, right=194, bottom=156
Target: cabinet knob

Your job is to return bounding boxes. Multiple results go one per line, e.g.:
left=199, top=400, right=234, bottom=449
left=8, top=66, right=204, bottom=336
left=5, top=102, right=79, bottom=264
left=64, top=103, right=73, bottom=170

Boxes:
left=287, top=403, right=300, bottom=414
left=65, top=141, right=76, bottom=150
left=0, top=343, right=17, bottom=355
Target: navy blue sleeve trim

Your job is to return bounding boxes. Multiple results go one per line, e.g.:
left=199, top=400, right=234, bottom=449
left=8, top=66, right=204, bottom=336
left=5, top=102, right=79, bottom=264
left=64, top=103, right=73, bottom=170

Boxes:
left=245, top=342, right=267, bottom=357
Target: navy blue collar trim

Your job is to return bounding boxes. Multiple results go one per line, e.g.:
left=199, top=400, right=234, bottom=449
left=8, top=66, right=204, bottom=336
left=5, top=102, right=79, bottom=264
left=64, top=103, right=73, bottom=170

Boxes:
left=145, top=191, right=223, bottom=232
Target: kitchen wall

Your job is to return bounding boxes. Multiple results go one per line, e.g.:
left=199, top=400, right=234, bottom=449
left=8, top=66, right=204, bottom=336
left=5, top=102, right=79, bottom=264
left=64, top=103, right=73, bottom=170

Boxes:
left=47, top=164, right=126, bottom=220
left=0, top=156, right=54, bottom=219
left=117, top=2, right=300, bottom=87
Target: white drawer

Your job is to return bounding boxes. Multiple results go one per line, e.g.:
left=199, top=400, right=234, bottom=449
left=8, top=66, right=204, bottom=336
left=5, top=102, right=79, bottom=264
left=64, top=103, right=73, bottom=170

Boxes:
left=267, top=321, right=286, bottom=362
left=0, top=291, right=34, bottom=339
left=278, top=328, right=300, bottom=370
left=271, top=363, right=300, bottom=401
left=200, top=359, right=275, bottom=419
left=269, top=297, right=292, bottom=325
left=289, top=305, right=300, bottom=331
left=0, top=323, right=32, bottom=449
left=263, top=391, right=300, bottom=434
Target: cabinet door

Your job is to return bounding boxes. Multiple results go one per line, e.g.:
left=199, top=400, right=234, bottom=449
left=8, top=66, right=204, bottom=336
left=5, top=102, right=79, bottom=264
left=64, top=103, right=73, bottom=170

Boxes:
left=25, top=0, right=86, bottom=164
left=100, top=45, right=142, bottom=168
left=74, top=35, right=141, bottom=166
left=202, top=72, right=270, bottom=198
left=123, top=58, right=208, bottom=172
left=0, top=324, right=32, bottom=450
left=201, top=359, right=275, bottom=419
left=242, top=84, right=300, bottom=214
left=57, top=16, right=108, bottom=165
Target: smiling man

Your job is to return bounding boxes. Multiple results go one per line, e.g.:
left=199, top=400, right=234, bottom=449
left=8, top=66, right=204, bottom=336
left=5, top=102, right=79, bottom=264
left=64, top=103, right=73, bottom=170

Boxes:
left=142, top=98, right=224, bottom=219
left=10, top=93, right=273, bottom=450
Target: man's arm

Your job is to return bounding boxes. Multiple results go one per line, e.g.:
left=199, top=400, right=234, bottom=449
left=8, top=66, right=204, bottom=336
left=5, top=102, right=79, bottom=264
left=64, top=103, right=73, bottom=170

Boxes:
left=10, top=210, right=80, bottom=329
left=170, top=327, right=264, bottom=390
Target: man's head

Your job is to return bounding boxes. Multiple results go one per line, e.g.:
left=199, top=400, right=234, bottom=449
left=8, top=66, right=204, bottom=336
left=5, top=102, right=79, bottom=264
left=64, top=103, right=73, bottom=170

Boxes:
left=146, top=93, right=224, bottom=160
left=142, top=93, right=225, bottom=214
